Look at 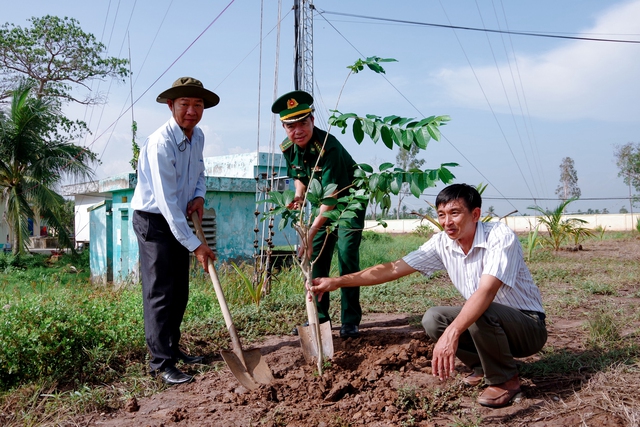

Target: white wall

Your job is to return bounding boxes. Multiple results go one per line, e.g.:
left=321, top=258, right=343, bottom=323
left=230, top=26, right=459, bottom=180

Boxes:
left=365, top=213, right=640, bottom=234
left=74, top=195, right=106, bottom=243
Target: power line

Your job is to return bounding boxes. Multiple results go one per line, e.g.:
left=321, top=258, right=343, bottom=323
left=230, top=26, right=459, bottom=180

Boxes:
left=316, top=9, right=640, bottom=44
left=316, top=8, right=519, bottom=212
left=86, top=0, right=237, bottom=156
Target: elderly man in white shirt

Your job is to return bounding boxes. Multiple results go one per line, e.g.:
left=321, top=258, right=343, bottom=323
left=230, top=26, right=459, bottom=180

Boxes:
left=131, top=77, right=217, bottom=386
left=310, top=183, right=547, bottom=408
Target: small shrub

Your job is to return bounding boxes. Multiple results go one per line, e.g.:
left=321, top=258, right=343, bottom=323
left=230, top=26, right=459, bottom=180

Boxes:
left=525, top=226, right=540, bottom=261
left=413, top=224, right=434, bottom=238
left=396, top=384, right=422, bottom=411
left=0, top=288, right=145, bottom=390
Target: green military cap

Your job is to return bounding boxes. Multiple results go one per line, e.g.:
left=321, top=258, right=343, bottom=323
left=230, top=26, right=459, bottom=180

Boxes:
left=271, top=90, right=314, bottom=123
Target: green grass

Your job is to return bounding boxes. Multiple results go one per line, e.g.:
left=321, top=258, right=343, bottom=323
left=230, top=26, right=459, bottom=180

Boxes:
left=1, top=232, right=639, bottom=426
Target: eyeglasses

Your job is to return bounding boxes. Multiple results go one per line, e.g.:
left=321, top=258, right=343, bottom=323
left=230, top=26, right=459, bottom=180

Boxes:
left=178, top=134, right=189, bottom=152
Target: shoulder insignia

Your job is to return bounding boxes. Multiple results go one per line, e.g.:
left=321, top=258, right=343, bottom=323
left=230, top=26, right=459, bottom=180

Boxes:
left=313, top=141, right=325, bottom=157
left=280, top=139, right=293, bottom=152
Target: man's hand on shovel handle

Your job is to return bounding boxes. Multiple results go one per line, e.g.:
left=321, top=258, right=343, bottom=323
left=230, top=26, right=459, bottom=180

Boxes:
left=194, top=243, right=216, bottom=273
left=187, top=196, right=205, bottom=222
left=308, top=277, right=340, bottom=302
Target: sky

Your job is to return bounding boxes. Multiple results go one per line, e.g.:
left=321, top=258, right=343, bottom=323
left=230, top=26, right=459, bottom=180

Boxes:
left=2, top=0, right=639, bottom=216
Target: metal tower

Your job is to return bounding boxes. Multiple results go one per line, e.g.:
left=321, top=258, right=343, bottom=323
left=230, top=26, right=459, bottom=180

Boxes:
left=294, top=0, right=314, bottom=95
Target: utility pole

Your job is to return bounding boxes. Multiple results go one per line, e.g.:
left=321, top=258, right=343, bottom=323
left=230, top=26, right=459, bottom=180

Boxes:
left=294, top=0, right=314, bottom=94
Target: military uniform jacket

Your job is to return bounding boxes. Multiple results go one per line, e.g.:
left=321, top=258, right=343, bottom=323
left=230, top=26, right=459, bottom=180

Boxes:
left=280, top=127, right=357, bottom=193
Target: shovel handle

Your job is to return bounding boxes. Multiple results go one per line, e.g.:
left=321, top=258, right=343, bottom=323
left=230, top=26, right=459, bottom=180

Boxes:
left=305, top=275, right=324, bottom=372
left=191, top=212, right=247, bottom=361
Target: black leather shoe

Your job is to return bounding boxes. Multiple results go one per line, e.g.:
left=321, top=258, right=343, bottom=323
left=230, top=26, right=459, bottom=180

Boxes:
left=156, top=366, right=193, bottom=385
left=176, top=351, right=203, bottom=364
left=340, top=323, right=359, bottom=338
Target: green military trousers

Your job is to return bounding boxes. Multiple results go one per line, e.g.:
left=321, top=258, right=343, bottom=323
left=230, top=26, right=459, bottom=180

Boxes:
left=311, top=205, right=366, bottom=326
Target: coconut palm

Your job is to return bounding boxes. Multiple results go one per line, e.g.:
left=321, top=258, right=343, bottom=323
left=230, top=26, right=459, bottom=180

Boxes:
left=0, top=83, right=97, bottom=255
left=528, top=198, right=586, bottom=251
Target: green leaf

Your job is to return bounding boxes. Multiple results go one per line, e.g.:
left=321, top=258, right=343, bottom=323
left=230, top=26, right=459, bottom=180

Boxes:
left=263, top=191, right=284, bottom=205
left=380, top=126, right=393, bottom=150
left=383, top=115, right=400, bottom=124
left=381, top=195, right=391, bottom=210
left=357, top=163, right=374, bottom=173
left=362, top=118, right=375, bottom=140
left=337, top=112, right=358, bottom=121
left=390, top=174, right=402, bottom=195
left=353, top=118, right=364, bottom=143
left=413, top=128, right=427, bottom=149
left=416, top=116, right=436, bottom=127
left=411, top=173, right=428, bottom=197
left=438, top=167, right=456, bottom=184
left=309, top=179, right=323, bottom=197
left=369, top=174, right=380, bottom=191
left=323, top=183, right=338, bottom=198
left=282, top=189, right=296, bottom=206
left=372, top=121, right=383, bottom=143
left=401, top=129, right=413, bottom=149
left=392, top=127, right=403, bottom=147
left=321, top=197, right=338, bottom=206
left=278, top=217, right=288, bottom=231
left=366, top=63, right=385, bottom=74
left=427, top=123, right=441, bottom=141
left=379, top=162, right=394, bottom=171
left=354, top=168, right=367, bottom=178
left=323, top=210, right=341, bottom=221
left=340, top=211, right=357, bottom=219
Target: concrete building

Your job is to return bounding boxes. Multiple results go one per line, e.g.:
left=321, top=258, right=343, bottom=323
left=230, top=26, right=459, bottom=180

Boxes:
left=63, top=152, right=295, bottom=285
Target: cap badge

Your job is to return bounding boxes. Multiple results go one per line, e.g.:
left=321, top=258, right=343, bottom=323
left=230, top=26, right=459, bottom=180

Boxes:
left=287, top=98, right=299, bottom=109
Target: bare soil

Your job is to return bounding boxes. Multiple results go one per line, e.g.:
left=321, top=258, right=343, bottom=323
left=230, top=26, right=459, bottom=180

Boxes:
left=77, top=239, right=640, bottom=427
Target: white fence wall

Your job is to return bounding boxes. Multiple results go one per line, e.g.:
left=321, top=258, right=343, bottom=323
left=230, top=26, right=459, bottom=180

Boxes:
left=365, top=213, right=640, bottom=234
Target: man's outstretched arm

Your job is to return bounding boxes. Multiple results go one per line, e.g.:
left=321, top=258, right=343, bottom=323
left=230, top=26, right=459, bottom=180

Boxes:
left=310, top=259, right=417, bottom=300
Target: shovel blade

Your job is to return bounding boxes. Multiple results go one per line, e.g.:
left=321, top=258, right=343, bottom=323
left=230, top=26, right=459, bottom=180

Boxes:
left=220, top=348, right=273, bottom=390
left=298, top=321, right=334, bottom=364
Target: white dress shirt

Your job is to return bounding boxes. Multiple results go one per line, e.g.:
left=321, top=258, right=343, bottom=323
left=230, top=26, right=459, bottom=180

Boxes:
left=131, top=117, right=206, bottom=252
left=403, top=221, right=544, bottom=313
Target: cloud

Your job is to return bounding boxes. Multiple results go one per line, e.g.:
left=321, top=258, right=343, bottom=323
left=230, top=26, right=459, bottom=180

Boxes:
left=433, top=0, right=640, bottom=122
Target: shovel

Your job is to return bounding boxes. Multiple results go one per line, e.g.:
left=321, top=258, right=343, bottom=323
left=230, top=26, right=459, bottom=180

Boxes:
left=297, top=266, right=334, bottom=371
left=191, top=212, right=273, bottom=390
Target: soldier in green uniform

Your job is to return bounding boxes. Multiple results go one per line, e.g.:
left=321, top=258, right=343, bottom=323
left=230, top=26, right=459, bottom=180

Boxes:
left=272, top=90, right=365, bottom=338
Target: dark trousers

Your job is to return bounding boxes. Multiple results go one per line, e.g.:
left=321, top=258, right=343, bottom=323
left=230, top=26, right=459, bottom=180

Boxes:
left=312, top=206, right=366, bottom=325
left=422, top=303, right=547, bottom=385
left=133, top=210, right=190, bottom=372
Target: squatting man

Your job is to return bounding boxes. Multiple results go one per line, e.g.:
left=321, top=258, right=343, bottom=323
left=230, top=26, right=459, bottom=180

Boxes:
left=309, top=183, right=547, bottom=408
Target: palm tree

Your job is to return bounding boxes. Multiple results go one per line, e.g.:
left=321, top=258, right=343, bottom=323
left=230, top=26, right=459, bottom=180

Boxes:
left=528, top=198, right=590, bottom=251
left=0, top=83, right=97, bottom=255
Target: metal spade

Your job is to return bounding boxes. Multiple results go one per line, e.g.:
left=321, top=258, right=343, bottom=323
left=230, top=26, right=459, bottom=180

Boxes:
left=191, top=212, right=273, bottom=390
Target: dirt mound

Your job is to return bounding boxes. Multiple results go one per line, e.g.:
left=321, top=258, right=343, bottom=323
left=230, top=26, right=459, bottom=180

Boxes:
left=74, top=312, right=634, bottom=427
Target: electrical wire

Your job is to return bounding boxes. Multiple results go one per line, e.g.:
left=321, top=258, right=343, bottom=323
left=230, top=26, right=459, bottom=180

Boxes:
left=316, top=9, right=640, bottom=44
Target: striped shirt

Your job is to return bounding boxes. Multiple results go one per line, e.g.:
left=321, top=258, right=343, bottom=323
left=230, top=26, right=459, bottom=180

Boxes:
left=403, top=221, right=544, bottom=313
left=131, top=117, right=206, bottom=252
